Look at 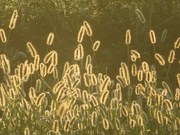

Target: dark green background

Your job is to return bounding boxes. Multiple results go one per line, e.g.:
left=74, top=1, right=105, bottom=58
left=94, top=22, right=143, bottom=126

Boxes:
left=0, top=0, right=179, bottom=87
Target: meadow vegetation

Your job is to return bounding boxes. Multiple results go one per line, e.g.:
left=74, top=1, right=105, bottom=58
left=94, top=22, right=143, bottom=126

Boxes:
left=0, top=0, right=180, bottom=135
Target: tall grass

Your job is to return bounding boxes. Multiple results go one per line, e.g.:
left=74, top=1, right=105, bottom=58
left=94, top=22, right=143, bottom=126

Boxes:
left=0, top=10, right=180, bottom=135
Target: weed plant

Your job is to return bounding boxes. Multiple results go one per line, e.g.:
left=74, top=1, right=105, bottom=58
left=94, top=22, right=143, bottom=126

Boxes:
left=0, top=10, right=180, bottom=135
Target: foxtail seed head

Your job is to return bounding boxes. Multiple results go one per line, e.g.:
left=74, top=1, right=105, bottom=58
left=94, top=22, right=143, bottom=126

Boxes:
left=155, top=53, right=165, bottom=66
left=24, top=127, right=30, bottom=135
left=102, top=118, right=109, bottom=130
left=100, top=90, right=109, bottom=104
left=46, top=32, right=55, bottom=45
left=174, top=37, right=180, bottom=49
left=52, top=120, right=60, bottom=133
left=92, top=40, right=100, bottom=51
left=125, top=29, right=131, bottom=45
left=36, top=93, right=46, bottom=106
left=9, top=10, right=18, bottom=29
left=91, top=111, right=98, bottom=127
left=83, top=21, right=92, bottom=36
left=168, top=50, right=175, bottom=64
left=77, top=25, right=86, bottom=43
left=26, top=42, right=37, bottom=57
left=0, top=29, right=7, bottom=43
left=149, top=30, right=156, bottom=44
left=135, top=9, right=146, bottom=23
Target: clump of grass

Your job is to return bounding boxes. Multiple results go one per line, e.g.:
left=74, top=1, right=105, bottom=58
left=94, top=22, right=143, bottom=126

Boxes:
left=0, top=10, right=180, bottom=135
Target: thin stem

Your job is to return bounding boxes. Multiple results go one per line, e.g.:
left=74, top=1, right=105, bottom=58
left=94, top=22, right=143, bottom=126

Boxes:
left=153, top=44, right=156, bottom=66
left=36, top=71, right=56, bottom=100
left=4, top=30, right=12, bottom=58
left=127, top=45, right=131, bottom=105
left=163, top=66, right=172, bottom=89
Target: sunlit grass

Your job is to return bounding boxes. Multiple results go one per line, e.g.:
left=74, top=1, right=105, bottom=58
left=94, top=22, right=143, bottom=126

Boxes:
left=0, top=10, right=180, bottom=135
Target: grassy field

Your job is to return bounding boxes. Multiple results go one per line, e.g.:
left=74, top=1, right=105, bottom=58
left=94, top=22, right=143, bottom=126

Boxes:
left=0, top=6, right=180, bottom=135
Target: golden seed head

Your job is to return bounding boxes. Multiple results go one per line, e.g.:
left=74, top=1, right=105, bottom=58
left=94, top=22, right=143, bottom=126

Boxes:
left=129, top=117, right=136, bottom=129
left=174, top=37, right=180, bottom=49
left=100, top=76, right=111, bottom=92
left=168, top=50, right=175, bottom=64
left=64, top=121, right=70, bottom=132
left=52, top=120, right=60, bottom=133
left=176, top=74, right=180, bottom=88
left=115, top=118, right=121, bottom=130
left=102, top=118, right=109, bottom=130
left=77, top=25, right=86, bottom=43
left=56, top=99, right=70, bottom=117
left=149, top=30, right=156, bottom=44
left=92, top=40, right=101, bottom=51
left=40, top=63, right=47, bottom=77
left=0, top=29, right=7, bottom=43
left=131, top=63, right=137, bottom=76
left=142, top=61, right=149, bottom=73
left=36, top=93, right=46, bottom=106
left=91, top=111, right=98, bottom=127
left=125, top=29, right=131, bottom=45
left=46, top=32, right=55, bottom=45
left=156, top=110, right=164, bottom=124
left=83, top=73, right=92, bottom=87
left=110, top=98, right=119, bottom=110
left=100, top=90, right=109, bottom=104
left=9, top=10, right=18, bottom=29
left=137, top=70, right=143, bottom=81
left=91, top=73, right=98, bottom=85
left=164, top=99, right=173, bottom=111
left=91, top=95, right=99, bottom=106
left=83, top=21, right=93, bottom=36
left=26, top=42, right=38, bottom=57
left=82, top=90, right=89, bottom=103
left=130, top=50, right=141, bottom=60
left=24, top=127, right=30, bottom=135
left=44, top=51, right=53, bottom=63
left=155, top=53, right=165, bottom=66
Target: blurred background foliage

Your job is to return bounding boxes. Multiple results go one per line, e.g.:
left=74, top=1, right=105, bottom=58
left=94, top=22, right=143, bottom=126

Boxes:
left=0, top=0, right=179, bottom=85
